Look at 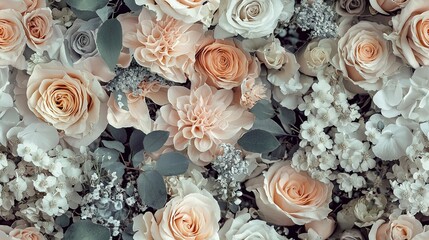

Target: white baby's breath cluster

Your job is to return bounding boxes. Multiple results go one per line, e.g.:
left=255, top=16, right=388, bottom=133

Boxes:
left=0, top=143, right=92, bottom=238
left=294, top=0, right=338, bottom=38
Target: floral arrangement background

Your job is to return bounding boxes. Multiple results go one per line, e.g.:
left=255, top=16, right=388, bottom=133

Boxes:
left=0, top=0, right=428, bottom=239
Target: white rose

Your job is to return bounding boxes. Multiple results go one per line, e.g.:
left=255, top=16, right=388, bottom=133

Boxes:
left=219, top=210, right=287, bottom=240
left=135, top=0, right=219, bottom=26
left=296, top=39, right=335, bottom=77
left=256, top=38, right=288, bottom=70
left=215, top=0, right=285, bottom=39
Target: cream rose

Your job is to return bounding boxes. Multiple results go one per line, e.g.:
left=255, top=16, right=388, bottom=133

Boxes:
left=333, top=20, right=402, bottom=92
left=369, top=215, right=424, bottom=240
left=23, top=8, right=63, bottom=56
left=305, top=218, right=336, bottom=240
left=133, top=181, right=221, bottom=240
left=370, top=0, right=409, bottom=14
left=194, top=34, right=259, bottom=89
left=0, top=0, right=45, bottom=13
left=219, top=210, right=287, bottom=240
left=9, top=227, right=46, bottom=240
left=215, top=0, right=285, bottom=39
left=388, top=0, right=429, bottom=68
left=246, top=161, right=333, bottom=226
left=26, top=61, right=108, bottom=147
left=297, top=39, right=335, bottom=77
left=255, top=37, right=287, bottom=70
left=135, top=0, right=219, bottom=26
left=0, top=9, right=27, bottom=69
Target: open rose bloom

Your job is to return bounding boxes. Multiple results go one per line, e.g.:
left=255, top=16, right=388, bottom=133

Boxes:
left=2, top=0, right=429, bottom=239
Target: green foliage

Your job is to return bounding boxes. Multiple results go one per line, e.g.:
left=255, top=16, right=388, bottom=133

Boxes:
left=137, top=170, right=167, bottom=209
left=155, top=152, right=189, bottom=176
left=143, top=130, right=169, bottom=153
left=130, top=130, right=145, bottom=154
left=63, top=220, right=110, bottom=240
left=113, top=91, right=129, bottom=111
left=66, top=0, right=108, bottom=11
left=250, top=99, right=275, bottom=120
left=238, top=129, right=280, bottom=153
left=252, top=118, right=286, bottom=136
left=96, top=19, right=123, bottom=71
left=124, top=0, right=143, bottom=11
left=102, top=140, right=125, bottom=153
left=277, top=107, right=296, bottom=134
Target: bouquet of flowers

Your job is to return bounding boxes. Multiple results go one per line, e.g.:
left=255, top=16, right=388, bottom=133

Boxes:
left=1, top=0, right=429, bottom=239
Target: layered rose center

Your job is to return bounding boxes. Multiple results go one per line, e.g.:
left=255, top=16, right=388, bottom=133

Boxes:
left=391, top=225, right=412, bottom=239
left=241, top=2, right=261, bottom=20
left=416, top=18, right=429, bottom=47
left=196, top=42, right=247, bottom=86
left=356, top=40, right=381, bottom=63
left=27, top=15, right=47, bottom=39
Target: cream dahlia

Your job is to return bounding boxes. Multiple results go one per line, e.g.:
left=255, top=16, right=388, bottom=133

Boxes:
left=154, top=84, right=254, bottom=166
left=118, top=8, right=204, bottom=83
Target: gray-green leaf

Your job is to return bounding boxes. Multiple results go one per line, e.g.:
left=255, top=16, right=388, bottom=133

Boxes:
left=250, top=99, right=275, bottom=120
left=63, top=220, right=110, bottom=240
left=124, top=0, right=143, bottom=11
left=102, top=140, right=125, bottom=153
left=103, top=162, right=126, bottom=179
left=107, top=125, right=127, bottom=143
left=143, top=130, right=169, bottom=153
left=238, top=129, right=280, bottom=153
left=94, top=147, right=119, bottom=166
left=137, top=170, right=167, bottom=209
left=252, top=118, right=286, bottom=136
left=66, top=0, right=109, bottom=11
left=278, top=107, right=296, bottom=134
left=96, top=19, right=122, bottom=71
left=132, top=150, right=145, bottom=168
left=113, top=91, right=129, bottom=111
left=130, top=130, right=146, bottom=154
left=95, top=5, right=112, bottom=22
left=155, top=152, right=189, bottom=176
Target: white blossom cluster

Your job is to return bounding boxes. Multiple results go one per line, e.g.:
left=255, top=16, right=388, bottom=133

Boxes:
left=80, top=171, right=146, bottom=237
left=0, top=143, right=92, bottom=238
left=292, top=67, right=374, bottom=195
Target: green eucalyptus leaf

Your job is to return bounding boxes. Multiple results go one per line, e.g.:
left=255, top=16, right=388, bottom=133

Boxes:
left=250, top=99, right=275, bottom=120
left=261, top=144, right=286, bottom=160
left=237, top=129, right=280, bottom=153
left=278, top=107, right=296, bottom=134
left=66, top=0, right=108, bottom=11
left=130, top=130, right=145, bottom=154
left=63, top=220, right=110, bottom=240
left=96, top=19, right=122, bottom=71
left=155, top=152, right=189, bottom=176
left=95, top=5, right=112, bottom=22
left=124, top=0, right=143, bottom=11
left=132, top=150, right=145, bottom=168
left=69, top=7, right=98, bottom=21
left=102, top=140, right=125, bottom=153
left=104, top=162, right=126, bottom=179
left=112, top=91, right=128, bottom=111
left=55, top=214, right=70, bottom=228
left=137, top=170, right=167, bottom=209
left=143, top=130, right=169, bottom=153
left=252, top=118, right=286, bottom=136
left=94, top=147, right=119, bottom=166
left=107, top=125, right=127, bottom=143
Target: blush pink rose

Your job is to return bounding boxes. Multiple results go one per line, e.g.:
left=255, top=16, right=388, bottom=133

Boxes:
left=369, top=215, right=423, bottom=240
left=154, top=84, right=254, bottom=166
left=23, top=8, right=63, bottom=56
left=305, top=218, right=336, bottom=240
left=388, top=0, right=429, bottom=68
left=0, top=9, right=27, bottom=69
left=107, top=81, right=168, bottom=134
left=0, top=0, right=45, bottom=13
left=246, top=161, right=333, bottom=226
left=9, top=227, right=46, bottom=240
left=26, top=61, right=108, bottom=147
left=370, top=0, right=409, bottom=14
left=194, top=33, right=259, bottom=90
left=118, top=8, right=204, bottom=83
left=333, top=20, right=402, bottom=92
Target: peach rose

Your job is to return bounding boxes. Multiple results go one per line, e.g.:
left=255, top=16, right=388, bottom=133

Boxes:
left=370, top=0, right=409, bottom=14
left=154, top=84, right=254, bottom=165
left=118, top=8, right=204, bottom=83
left=135, top=0, right=219, bottom=26
left=0, top=0, right=45, bottom=13
left=133, top=181, right=221, bottom=240
left=387, top=0, right=429, bottom=68
left=107, top=81, right=168, bottom=133
left=369, top=215, right=423, bottom=240
left=333, top=20, right=402, bottom=92
left=9, top=227, right=46, bottom=240
left=0, top=9, right=27, bottom=69
left=23, top=8, right=63, bottom=56
left=194, top=33, right=259, bottom=89
left=246, top=161, right=333, bottom=226
left=26, top=61, right=108, bottom=148
left=305, top=218, right=336, bottom=240
left=22, top=0, right=46, bottom=13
